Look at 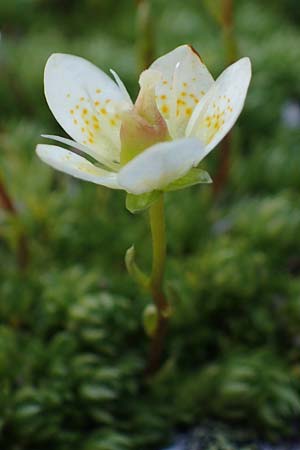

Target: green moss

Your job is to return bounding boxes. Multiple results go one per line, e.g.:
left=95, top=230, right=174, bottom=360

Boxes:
left=1, top=0, right=300, bottom=448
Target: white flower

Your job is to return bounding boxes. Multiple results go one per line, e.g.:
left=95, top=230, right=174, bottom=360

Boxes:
left=36, top=45, right=251, bottom=195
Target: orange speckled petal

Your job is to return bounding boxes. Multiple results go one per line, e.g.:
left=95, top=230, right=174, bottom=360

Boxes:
left=150, top=44, right=214, bottom=139
left=44, top=54, right=131, bottom=165
left=36, top=144, right=121, bottom=189
left=186, top=57, right=251, bottom=155
left=41, top=134, right=119, bottom=171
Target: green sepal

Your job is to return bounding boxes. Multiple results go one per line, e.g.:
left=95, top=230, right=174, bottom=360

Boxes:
left=143, top=304, right=158, bottom=337
left=125, top=245, right=150, bottom=290
left=164, top=168, right=212, bottom=192
left=126, top=190, right=161, bottom=214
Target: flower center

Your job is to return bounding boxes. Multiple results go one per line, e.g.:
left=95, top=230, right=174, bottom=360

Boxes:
left=120, top=70, right=170, bottom=166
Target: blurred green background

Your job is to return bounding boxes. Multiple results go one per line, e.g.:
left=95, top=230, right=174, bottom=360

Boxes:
left=1, top=0, right=300, bottom=449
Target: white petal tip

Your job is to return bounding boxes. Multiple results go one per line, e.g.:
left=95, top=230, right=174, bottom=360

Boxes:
left=46, top=53, right=69, bottom=64
left=235, top=56, right=252, bottom=76
left=36, top=144, right=53, bottom=165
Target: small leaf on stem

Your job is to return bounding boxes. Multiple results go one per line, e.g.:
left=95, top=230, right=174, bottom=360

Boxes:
left=126, top=190, right=160, bottom=213
left=143, top=304, right=158, bottom=337
left=165, top=168, right=212, bottom=192
left=125, top=245, right=150, bottom=290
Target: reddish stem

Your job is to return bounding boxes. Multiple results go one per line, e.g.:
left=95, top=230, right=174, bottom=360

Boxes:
left=0, top=179, right=29, bottom=271
left=145, top=290, right=168, bottom=376
left=213, top=0, right=237, bottom=197
left=212, top=132, right=231, bottom=197
left=135, top=0, right=155, bottom=71
left=0, top=180, right=16, bottom=213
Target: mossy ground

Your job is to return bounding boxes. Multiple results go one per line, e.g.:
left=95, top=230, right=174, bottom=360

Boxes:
left=1, top=1, right=300, bottom=449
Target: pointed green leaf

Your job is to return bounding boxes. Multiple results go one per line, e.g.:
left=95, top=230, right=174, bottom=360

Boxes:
left=164, top=168, right=212, bottom=192
left=126, top=190, right=160, bottom=213
left=125, top=245, right=150, bottom=290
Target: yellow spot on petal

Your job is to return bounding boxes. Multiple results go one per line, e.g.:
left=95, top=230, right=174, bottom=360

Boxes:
left=94, top=124, right=100, bottom=130
left=80, top=97, right=85, bottom=101
left=85, top=120, right=90, bottom=125
left=100, top=108, right=107, bottom=115
left=110, top=119, right=116, bottom=126
left=185, top=107, right=192, bottom=116
left=205, top=116, right=212, bottom=127
left=70, top=109, right=74, bottom=115
left=81, top=127, right=85, bottom=132
left=88, top=138, right=94, bottom=144
left=66, top=93, right=71, bottom=98
left=162, top=80, right=168, bottom=85
left=182, top=82, right=187, bottom=87
left=82, top=108, right=88, bottom=115
left=181, top=91, right=187, bottom=97
left=161, top=105, right=169, bottom=114
left=160, top=94, right=167, bottom=100
left=96, top=89, right=101, bottom=93
left=94, top=101, right=100, bottom=106
left=105, top=99, right=111, bottom=104
left=200, top=90, right=205, bottom=95
left=73, top=119, right=78, bottom=125
left=75, top=105, right=80, bottom=110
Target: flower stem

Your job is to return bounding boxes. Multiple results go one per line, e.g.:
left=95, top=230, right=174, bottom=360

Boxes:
left=213, top=0, right=237, bottom=197
left=145, top=193, right=169, bottom=376
left=150, top=194, right=166, bottom=298
left=221, top=0, right=237, bottom=65
left=135, top=0, right=154, bottom=71
left=0, top=179, right=16, bottom=213
left=0, top=177, right=29, bottom=271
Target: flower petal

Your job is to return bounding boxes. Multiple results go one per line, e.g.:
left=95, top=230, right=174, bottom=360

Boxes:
left=186, top=57, right=251, bottom=156
left=117, top=138, right=206, bottom=194
left=149, top=45, right=214, bottom=139
left=44, top=53, right=131, bottom=165
left=110, top=69, right=133, bottom=106
left=41, top=134, right=119, bottom=171
left=36, top=144, right=121, bottom=189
